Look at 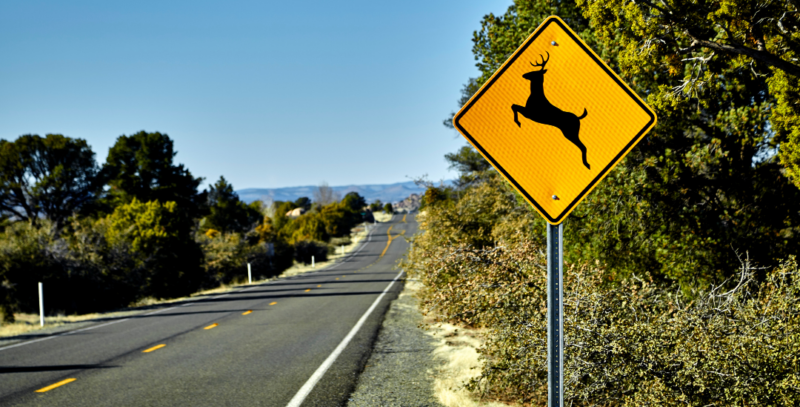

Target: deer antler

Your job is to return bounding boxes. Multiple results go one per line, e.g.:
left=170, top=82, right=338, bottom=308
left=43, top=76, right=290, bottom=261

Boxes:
left=530, top=51, right=550, bottom=70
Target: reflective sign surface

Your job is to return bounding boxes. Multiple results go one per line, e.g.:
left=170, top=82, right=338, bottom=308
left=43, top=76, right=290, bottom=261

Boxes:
left=454, top=16, right=656, bottom=224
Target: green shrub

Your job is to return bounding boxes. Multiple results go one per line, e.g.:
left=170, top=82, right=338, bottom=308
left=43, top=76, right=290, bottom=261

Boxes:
left=406, top=235, right=800, bottom=405
left=0, top=217, right=146, bottom=320
left=283, top=213, right=329, bottom=243
left=195, top=231, right=281, bottom=285
left=0, top=220, right=65, bottom=321
left=293, top=240, right=327, bottom=265
left=328, top=236, right=352, bottom=254
left=105, top=199, right=203, bottom=299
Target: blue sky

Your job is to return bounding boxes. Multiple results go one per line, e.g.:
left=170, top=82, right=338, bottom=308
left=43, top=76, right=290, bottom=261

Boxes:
left=0, top=0, right=512, bottom=190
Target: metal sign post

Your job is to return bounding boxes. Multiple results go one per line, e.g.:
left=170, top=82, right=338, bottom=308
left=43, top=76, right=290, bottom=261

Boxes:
left=547, top=223, right=564, bottom=406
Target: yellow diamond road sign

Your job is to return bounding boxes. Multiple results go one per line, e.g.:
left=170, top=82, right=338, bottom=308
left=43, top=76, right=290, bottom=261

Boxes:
left=454, top=16, right=657, bottom=225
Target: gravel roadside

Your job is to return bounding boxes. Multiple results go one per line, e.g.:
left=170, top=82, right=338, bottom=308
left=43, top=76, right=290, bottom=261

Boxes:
left=347, top=278, right=444, bottom=407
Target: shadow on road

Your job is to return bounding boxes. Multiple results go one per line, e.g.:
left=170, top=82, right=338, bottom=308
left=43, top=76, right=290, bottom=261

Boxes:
left=0, top=364, right=117, bottom=374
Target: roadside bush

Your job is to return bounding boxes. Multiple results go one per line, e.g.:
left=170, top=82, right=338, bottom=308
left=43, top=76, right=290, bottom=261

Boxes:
left=0, top=220, right=68, bottom=321
left=195, top=231, right=281, bottom=285
left=105, top=199, right=203, bottom=299
left=410, top=230, right=800, bottom=407
left=197, top=232, right=249, bottom=285
left=293, top=240, right=327, bottom=265
left=403, top=174, right=800, bottom=405
left=0, top=218, right=146, bottom=320
left=406, top=238, right=800, bottom=405
left=328, top=236, right=352, bottom=255
left=283, top=212, right=329, bottom=243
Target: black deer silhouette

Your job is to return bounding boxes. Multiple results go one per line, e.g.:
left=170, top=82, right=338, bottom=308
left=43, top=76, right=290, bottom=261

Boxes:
left=512, top=52, right=590, bottom=169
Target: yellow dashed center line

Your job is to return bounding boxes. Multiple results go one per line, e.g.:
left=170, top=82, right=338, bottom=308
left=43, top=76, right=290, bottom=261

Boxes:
left=402, top=214, right=407, bottom=223
left=242, top=310, right=252, bottom=315
left=317, top=285, right=321, bottom=287
left=204, top=323, right=218, bottom=330
left=270, top=302, right=277, bottom=305
left=36, top=378, right=76, bottom=393
left=381, top=226, right=394, bottom=257
left=305, top=289, right=311, bottom=292
left=142, top=344, right=166, bottom=353
left=336, top=278, right=339, bottom=280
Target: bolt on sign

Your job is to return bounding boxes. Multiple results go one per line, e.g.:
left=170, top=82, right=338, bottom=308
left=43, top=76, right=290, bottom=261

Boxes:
left=454, top=16, right=657, bottom=225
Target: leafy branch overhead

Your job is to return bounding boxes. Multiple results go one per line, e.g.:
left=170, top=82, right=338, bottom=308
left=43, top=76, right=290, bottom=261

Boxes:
left=577, top=0, right=800, bottom=186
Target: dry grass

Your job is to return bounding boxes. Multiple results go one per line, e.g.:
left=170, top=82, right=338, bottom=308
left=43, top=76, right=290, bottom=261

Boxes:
left=402, top=279, right=511, bottom=407
left=0, top=310, right=138, bottom=338
left=372, top=211, right=393, bottom=223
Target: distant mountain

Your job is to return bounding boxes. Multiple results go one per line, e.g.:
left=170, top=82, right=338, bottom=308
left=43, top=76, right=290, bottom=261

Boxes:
left=236, top=180, right=453, bottom=205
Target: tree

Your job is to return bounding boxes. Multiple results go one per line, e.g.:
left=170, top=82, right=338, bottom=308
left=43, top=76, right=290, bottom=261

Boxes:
left=341, top=192, right=366, bottom=212
left=102, top=131, right=204, bottom=219
left=576, top=0, right=800, bottom=188
left=445, top=145, right=492, bottom=188
left=456, top=0, right=800, bottom=285
left=272, top=200, right=298, bottom=231
left=294, top=197, right=311, bottom=210
left=106, top=198, right=204, bottom=298
left=383, top=203, right=393, bottom=214
left=204, top=176, right=261, bottom=233
left=0, top=134, right=102, bottom=231
left=313, top=181, right=340, bottom=206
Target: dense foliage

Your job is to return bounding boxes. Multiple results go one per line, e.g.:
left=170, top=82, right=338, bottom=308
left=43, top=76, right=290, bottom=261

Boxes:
left=0, top=131, right=370, bottom=323
left=204, top=176, right=261, bottom=233
left=449, top=0, right=800, bottom=287
left=0, top=134, right=102, bottom=231
left=410, top=0, right=800, bottom=403
left=403, top=178, right=800, bottom=405
left=102, top=130, right=206, bottom=221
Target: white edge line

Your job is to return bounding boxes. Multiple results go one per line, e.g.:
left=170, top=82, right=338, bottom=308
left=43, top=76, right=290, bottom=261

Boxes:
left=285, top=270, right=404, bottom=407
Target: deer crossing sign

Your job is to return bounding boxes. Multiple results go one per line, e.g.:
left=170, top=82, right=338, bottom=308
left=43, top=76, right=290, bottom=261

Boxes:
left=454, top=16, right=657, bottom=225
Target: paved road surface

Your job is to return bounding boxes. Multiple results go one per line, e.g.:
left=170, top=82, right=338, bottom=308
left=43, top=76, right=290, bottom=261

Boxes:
left=0, top=214, right=417, bottom=407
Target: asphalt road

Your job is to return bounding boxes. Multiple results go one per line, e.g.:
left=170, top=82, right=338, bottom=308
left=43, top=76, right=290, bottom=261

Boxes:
left=0, top=213, right=417, bottom=407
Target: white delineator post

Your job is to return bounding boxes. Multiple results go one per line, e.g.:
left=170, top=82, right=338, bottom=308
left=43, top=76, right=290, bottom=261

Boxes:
left=341, top=245, right=344, bottom=256
left=247, top=262, right=252, bottom=284
left=311, top=256, right=315, bottom=268
left=38, top=282, right=44, bottom=327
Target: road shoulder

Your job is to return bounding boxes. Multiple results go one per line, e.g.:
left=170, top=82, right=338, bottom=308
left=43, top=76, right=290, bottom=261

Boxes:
left=347, top=278, right=443, bottom=407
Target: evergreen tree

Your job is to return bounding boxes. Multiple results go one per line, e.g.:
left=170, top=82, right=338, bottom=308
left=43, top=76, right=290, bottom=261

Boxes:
left=102, top=131, right=205, bottom=220
left=205, top=176, right=261, bottom=233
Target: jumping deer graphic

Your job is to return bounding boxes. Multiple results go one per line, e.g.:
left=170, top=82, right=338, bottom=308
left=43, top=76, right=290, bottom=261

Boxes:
left=512, top=52, right=590, bottom=169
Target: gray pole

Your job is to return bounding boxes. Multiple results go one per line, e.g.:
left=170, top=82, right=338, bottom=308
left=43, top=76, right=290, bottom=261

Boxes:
left=547, top=223, right=564, bottom=406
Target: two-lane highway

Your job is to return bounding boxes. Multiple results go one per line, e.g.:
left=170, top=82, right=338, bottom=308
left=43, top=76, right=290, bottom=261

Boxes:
left=0, top=214, right=417, bottom=406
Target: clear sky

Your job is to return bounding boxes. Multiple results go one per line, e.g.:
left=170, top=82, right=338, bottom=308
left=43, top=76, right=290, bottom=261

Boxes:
left=0, top=0, right=512, bottom=190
